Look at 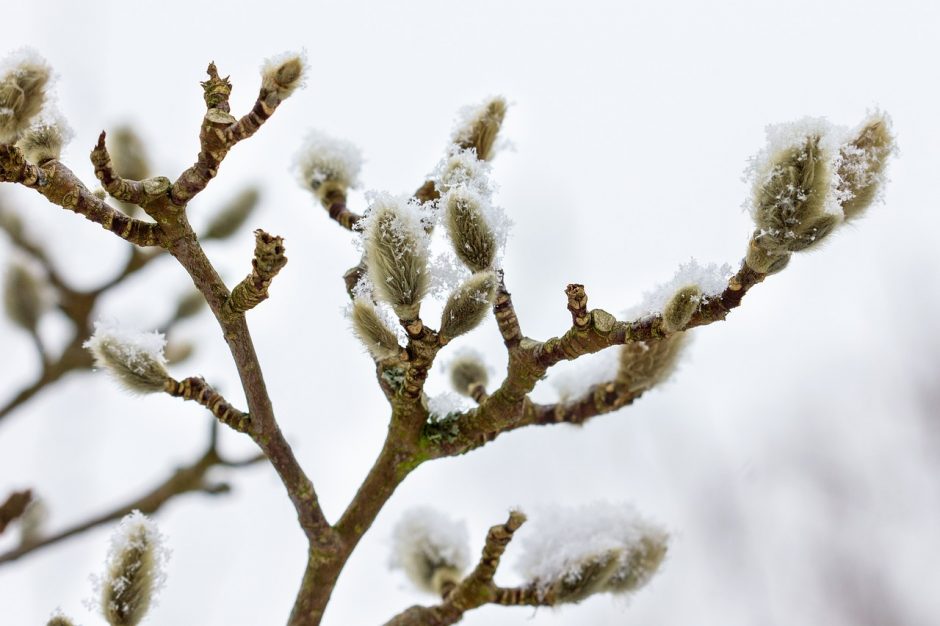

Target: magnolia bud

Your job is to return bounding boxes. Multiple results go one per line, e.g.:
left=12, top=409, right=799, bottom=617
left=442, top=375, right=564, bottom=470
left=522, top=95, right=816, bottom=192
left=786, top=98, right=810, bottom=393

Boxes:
left=295, top=130, right=362, bottom=202
left=364, top=196, right=430, bottom=320
left=84, top=321, right=169, bottom=394
left=439, top=271, right=497, bottom=342
left=3, top=262, right=45, bottom=332
left=452, top=96, right=507, bottom=161
left=837, top=113, right=895, bottom=220
left=203, top=187, right=259, bottom=240
left=617, top=333, right=687, bottom=393
left=261, top=52, right=307, bottom=102
left=390, top=507, right=470, bottom=595
left=662, top=285, right=701, bottom=333
left=15, top=115, right=72, bottom=164
left=350, top=298, right=401, bottom=360
left=97, top=511, right=168, bottom=626
left=444, top=187, right=497, bottom=272
left=108, top=126, right=150, bottom=181
left=0, top=49, right=51, bottom=144
left=449, top=351, right=489, bottom=397
left=46, top=612, right=76, bottom=626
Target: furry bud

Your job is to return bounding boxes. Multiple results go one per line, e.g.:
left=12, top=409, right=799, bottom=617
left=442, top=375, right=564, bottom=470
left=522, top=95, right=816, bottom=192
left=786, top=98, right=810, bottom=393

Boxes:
left=163, top=341, right=194, bottom=365
left=745, top=237, right=791, bottom=275
left=15, top=115, right=71, bottom=164
left=364, top=196, right=430, bottom=320
left=837, top=113, right=895, bottom=220
left=0, top=49, right=51, bottom=144
left=203, top=187, right=259, bottom=240
left=444, top=187, right=496, bottom=272
left=295, top=130, right=362, bottom=201
left=449, top=351, right=489, bottom=397
left=662, top=285, right=700, bottom=333
left=108, top=126, right=150, bottom=180
left=261, top=52, right=307, bottom=102
left=173, top=290, right=206, bottom=320
left=439, top=271, right=497, bottom=342
left=391, top=507, right=470, bottom=595
left=350, top=297, right=401, bottom=360
left=84, top=322, right=169, bottom=394
left=97, top=511, right=168, bottom=626
left=453, top=96, right=507, bottom=161
left=3, top=262, right=45, bottom=332
left=617, top=333, right=687, bottom=393
left=46, top=612, right=76, bottom=626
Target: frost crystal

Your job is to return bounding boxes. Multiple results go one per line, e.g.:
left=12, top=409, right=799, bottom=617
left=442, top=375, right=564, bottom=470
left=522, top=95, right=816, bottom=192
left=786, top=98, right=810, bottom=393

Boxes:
left=516, top=502, right=668, bottom=601
left=433, top=146, right=494, bottom=196
left=390, top=507, right=470, bottom=594
left=427, top=392, right=474, bottom=420
left=84, top=320, right=169, bottom=394
left=624, top=259, right=732, bottom=321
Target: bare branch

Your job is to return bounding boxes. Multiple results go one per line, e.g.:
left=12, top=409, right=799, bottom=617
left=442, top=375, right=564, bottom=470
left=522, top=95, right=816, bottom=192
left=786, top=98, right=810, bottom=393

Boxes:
left=221, top=229, right=287, bottom=320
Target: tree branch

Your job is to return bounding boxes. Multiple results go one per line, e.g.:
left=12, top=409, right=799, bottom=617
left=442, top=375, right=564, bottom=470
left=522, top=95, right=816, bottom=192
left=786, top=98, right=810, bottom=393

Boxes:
left=220, top=229, right=287, bottom=321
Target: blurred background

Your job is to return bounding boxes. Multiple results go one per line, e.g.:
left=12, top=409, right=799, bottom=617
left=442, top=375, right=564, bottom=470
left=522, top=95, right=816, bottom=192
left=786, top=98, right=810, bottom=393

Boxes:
left=1, top=1, right=938, bottom=624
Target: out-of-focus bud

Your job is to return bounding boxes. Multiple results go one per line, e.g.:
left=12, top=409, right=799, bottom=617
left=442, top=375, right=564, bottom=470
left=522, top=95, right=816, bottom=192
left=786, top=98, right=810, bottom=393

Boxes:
left=173, top=290, right=206, bottom=321
left=108, top=126, right=150, bottom=181
left=19, top=496, right=47, bottom=546
left=0, top=49, right=51, bottom=144
left=3, top=262, right=46, bottom=332
left=202, top=187, right=259, bottom=240
left=46, top=612, right=76, bottom=626
left=261, top=51, right=307, bottom=102
left=15, top=114, right=72, bottom=164
left=295, top=130, right=362, bottom=203
left=449, top=350, right=489, bottom=397
left=350, top=297, right=401, bottom=361
left=837, top=113, right=895, bottom=221
left=390, top=507, right=470, bottom=596
left=444, top=187, right=496, bottom=272
left=617, top=333, right=687, bottom=393
left=452, top=96, right=507, bottom=162
left=84, top=321, right=169, bottom=394
left=163, top=341, right=194, bottom=365
left=661, top=285, right=701, bottom=333
left=439, top=271, right=497, bottom=342
left=97, top=511, right=168, bottom=626
left=364, top=195, right=430, bottom=320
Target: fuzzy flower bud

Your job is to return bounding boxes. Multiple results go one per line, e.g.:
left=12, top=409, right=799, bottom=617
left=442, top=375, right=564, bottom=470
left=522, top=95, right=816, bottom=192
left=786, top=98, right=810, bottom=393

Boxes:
left=46, top=612, right=76, bottom=626
left=449, top=350, right=489, bottom=397
left=452, top=96, right=507, bottom=161
left=0, top=49, right=51, bottom=144
left=837, top=113, right=895, bottom=220
left=108, top=126, right=150, bottom=181
left=364, top=195, right=430, bottom=320
left=617, top=334, right=687, bottom=393
left=261, top=51, right=307, bottom=102
left=517, top=502, right=668, bottom=604
left=84, top=321, right=169, bottom=394
left=662, top=285, right=701, bottom=333
left=295, top=130, right=363, bottom=202
left=390, top=507, right=470, bottom=595
left=203, top=187, right=259, bottom=240
left=439, top=271, right=497, bottom=342
left=444, top=187, right=497, bottom=272
left=3, top=262, right=46, bottom=332
left=96, top=511, right=168, bottom=626
left=350, top=297, right=401, bottom=361
left=15, top=114, right=72, bottom=164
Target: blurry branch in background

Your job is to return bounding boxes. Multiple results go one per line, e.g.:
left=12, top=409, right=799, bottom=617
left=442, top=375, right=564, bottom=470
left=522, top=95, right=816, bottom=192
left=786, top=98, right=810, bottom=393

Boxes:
left=0, top=421, right=263, bottom=566
left=0, top=489, right=32, bottom=535
left=0, top=125, right=260, bottom=426
left=0, top=45, right=896, bottom=626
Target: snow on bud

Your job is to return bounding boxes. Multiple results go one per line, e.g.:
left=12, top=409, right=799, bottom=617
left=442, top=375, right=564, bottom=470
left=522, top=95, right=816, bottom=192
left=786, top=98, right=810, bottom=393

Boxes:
left=0, top=49, right=51, bottom=144
left=261, top=51, right=307, bottom=102
left=363, top=194, right=431, bottom=320
left=661, top=285, right=701, bottom=333
left=95, top=510, right=168, bottom=626
left=390, top=507, right=470, bottom=595
left=837, top=112, right=895, bottom=221
left=434, top=146, right=492, bottom=195
left=295, top=129, right=363, bottom=201
left=15, top=114, right=72, bottom=164
left=3, top=261, right=46, bottom=332
left=350, top=297, right=401, bottom=361
left=84, top=321, right=169, bottom=394
left=46, top=611, right=77, bottom=626
left=444, top=186, right=497, bottom=272
left=744, top=238, right=790, bottom=275
left=202, top=187, right=260, bottom=240
left=617, top=334, right=687, bottom=393
left=439, top=271, right=497, bottom=342
left=516, top=502, right=668, bottom=604
left=452, top=96, right=507, bottom=161
left=448, top=349, right=489, bottom=397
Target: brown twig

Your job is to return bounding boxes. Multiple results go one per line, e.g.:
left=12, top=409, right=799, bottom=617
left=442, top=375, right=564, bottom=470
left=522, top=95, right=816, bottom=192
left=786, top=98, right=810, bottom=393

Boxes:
left=0, top=490, right=32, bottom=535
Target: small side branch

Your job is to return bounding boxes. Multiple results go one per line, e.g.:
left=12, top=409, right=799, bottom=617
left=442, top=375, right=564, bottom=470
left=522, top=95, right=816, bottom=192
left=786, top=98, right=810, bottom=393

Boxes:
left=321, top=187, right=361, bottom=231
left=0, top=145, right=161, bottom=247
left=0, top=490, right=32, bottom=535
left=90, top=132, right=148, bottom=205
left=164, top=377, right=251, bottom=433
left=221, top=230, right=287, bottom=320
left=493, top=272, right=522, bottom=348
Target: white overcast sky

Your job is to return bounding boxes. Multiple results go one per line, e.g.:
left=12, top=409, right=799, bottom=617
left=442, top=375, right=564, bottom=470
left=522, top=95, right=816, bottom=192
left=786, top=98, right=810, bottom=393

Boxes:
left=1, top=1, right=939, bottom=625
